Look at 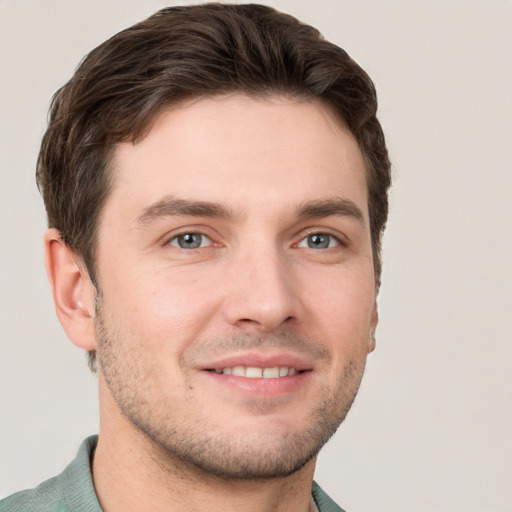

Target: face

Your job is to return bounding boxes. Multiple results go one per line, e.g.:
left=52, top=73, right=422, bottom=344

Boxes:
left=93, top=95, right=377, bottom=479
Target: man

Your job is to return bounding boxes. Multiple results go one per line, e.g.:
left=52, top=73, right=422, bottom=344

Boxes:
left=1, top=3, right=390, bottom=512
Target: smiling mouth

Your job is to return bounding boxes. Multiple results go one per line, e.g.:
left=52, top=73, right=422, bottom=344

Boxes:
left=206, top=366, right=306, bottom=378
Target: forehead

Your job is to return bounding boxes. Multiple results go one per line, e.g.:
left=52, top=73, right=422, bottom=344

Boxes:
left=106, top=94, right=368, bottom=223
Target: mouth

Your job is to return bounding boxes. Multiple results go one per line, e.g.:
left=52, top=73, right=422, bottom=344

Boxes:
left=202, top=365, right=312, bottom=400
left=206, top=366, right=305, bottom=378
left=199, top=353, right=314, bottom=398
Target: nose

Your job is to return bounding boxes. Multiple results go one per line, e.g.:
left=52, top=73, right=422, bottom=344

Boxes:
left=222, top=244, right=300, bottom=332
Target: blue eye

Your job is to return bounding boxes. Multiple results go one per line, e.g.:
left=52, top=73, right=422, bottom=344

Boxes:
left=298, top=233, right=339, bottom=249
left=169, top=233, right=211, bottom=249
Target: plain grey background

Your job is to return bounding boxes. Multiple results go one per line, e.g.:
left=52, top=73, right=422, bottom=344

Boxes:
left=1, top=1, right=511, bottom=511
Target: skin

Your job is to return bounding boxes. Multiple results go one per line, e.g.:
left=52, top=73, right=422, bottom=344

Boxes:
left=45, top=95, right=378, bottom=512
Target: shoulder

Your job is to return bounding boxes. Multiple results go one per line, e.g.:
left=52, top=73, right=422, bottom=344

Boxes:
left=0, top=475, right=67, bottom=512
left=312, top=481, right=347, bottom=512
left=0, top=436, right=101, bottom=512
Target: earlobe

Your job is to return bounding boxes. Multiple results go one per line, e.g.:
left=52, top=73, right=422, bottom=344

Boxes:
left=367, top=303, right=379, bottom=353
left=43, top=228, right=97, bottom=351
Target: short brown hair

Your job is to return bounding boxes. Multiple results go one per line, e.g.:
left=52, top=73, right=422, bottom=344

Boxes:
left=37, top=3, right=391, bottom=368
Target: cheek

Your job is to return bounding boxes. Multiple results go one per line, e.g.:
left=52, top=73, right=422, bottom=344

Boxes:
left=305, top=266, right=375, bottom=324
left=302, top=268, right=376, bottom=359
left=102, top=266, right=222, bottom=350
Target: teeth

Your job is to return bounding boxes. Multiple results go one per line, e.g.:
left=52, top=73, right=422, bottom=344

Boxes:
left=232, top=366, right=245, bottom=377
left=246, top=367, right=263, bottom=378
left=262, top=367, right=279, bottom=378
left=212, top=366, right=300, bottom=378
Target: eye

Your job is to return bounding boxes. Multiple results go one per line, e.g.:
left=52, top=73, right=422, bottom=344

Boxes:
left=168, top=232, right=212, bottom=249
left=297, top=233, right=340, bottom=249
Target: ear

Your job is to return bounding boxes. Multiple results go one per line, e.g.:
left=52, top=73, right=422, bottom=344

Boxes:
left=367, top=301, right=379, bottom=354
left=44, top=228, right=97, bottom=350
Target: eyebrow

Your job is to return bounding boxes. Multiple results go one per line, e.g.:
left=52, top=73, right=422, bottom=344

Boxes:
left=137, top=196, right=234, bottom=226
left=136, top=195, right=365, bottom=228
left=296, top=198, right=366, bottom=226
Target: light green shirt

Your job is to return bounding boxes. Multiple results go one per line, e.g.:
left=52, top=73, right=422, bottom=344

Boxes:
left=0, top=436, right=345, bottom=512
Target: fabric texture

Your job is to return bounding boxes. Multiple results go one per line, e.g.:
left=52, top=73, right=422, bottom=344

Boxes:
left=0, top=437, right=102, bottom=512
left=0, top=436, right=345, bottom=512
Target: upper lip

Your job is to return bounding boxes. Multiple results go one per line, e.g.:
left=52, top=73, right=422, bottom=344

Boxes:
left=200, top=351, right=314, bottom=371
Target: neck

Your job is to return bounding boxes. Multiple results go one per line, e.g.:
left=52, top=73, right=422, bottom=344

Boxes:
left=93, top=382, right=317, bottom=512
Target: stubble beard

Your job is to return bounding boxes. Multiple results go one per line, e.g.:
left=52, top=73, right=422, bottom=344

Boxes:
left=95, top=304, right=367, bottom=481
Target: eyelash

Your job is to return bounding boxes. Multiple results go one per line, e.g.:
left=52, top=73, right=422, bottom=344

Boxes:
left=167, top=232, right=213, bottom=249
left=166, top=230, right=344, bottom=251
left=296, top=232, right=342, bottom=250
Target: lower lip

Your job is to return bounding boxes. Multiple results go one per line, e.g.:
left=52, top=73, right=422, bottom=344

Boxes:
left=201, top=370, right=312, bottom=398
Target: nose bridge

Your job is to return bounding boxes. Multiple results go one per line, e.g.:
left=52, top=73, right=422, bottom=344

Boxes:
left=223, top=235, right=297, bottom=331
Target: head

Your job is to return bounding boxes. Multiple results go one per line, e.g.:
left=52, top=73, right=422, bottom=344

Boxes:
left=40, top=3, right=391, bottom=479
